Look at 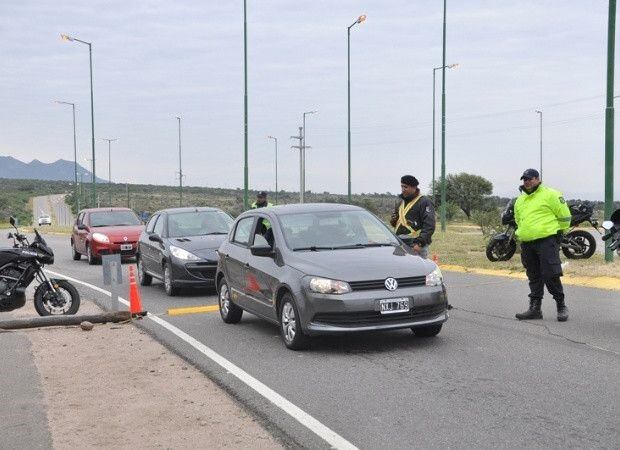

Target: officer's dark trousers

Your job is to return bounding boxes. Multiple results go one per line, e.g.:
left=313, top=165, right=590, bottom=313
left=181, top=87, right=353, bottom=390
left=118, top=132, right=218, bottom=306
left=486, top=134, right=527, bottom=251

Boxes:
left=520, top=235, right=565, bottom=303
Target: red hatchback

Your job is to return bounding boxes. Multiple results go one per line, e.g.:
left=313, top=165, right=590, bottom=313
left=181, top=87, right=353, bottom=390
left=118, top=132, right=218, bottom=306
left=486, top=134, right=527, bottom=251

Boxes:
left=71, top=208, right=145, bottom=265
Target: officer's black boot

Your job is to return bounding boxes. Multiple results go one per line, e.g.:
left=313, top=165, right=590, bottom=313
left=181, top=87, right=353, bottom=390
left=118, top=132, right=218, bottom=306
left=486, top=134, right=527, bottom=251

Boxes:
left=515, top=298, right=543, bottom=320
left=556, top=300, right=569, bottom=322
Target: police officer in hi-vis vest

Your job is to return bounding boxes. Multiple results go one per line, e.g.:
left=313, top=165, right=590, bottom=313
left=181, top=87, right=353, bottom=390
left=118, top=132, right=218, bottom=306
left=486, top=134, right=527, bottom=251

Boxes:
left=390, top=175, right=436, bottom=258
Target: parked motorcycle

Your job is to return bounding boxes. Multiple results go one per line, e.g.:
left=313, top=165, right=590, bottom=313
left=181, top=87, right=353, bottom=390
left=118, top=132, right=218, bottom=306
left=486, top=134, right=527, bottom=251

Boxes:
left=486, top=200, right=601, bottom=262
left=602, top=208, right=620, bottom=256
left=0, top=216, right=80, bottom=315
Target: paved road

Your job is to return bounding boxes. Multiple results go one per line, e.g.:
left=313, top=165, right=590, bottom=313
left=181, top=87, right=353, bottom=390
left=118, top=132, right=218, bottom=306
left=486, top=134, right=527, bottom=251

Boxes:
left=36, top=233, right=620, bottom=449
left=32, top=194, right=74, bottom=227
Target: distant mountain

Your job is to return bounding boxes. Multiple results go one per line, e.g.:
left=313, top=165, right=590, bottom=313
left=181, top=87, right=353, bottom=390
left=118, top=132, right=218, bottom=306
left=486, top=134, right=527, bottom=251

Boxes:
left=0, top=156, right=107, bottom=183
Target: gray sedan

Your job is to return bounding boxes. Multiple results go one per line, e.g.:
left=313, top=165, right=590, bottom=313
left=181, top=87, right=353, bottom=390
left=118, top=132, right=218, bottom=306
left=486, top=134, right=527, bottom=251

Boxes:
left=216, top=203, right=448, bottom=350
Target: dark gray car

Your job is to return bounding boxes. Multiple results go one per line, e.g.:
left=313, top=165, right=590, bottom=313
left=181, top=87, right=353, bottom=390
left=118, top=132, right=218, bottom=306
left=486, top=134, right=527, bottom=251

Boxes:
left=137, top=207, right=234, bottom=295
left=216, top=203, right=448, bottom=350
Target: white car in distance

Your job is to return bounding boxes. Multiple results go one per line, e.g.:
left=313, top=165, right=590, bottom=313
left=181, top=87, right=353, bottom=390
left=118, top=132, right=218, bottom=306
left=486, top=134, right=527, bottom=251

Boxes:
left=38, top=215, right=52, bottom=226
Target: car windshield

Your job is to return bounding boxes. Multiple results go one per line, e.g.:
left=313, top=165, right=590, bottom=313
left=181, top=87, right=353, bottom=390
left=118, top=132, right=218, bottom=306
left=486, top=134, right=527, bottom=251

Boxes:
left=168, top=211, right=234, bottom=238
left=90, top=211, right=141, bottom=227
left=278, top=210, right=399, bottom=251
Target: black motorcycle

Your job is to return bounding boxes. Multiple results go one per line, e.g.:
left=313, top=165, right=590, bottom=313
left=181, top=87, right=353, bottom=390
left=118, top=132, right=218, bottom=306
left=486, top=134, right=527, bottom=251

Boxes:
left=602, top=208, right=620, bottom=256
left=486, top=200, right=600, bottom=261
left=1, top=217, right=80, bottom=315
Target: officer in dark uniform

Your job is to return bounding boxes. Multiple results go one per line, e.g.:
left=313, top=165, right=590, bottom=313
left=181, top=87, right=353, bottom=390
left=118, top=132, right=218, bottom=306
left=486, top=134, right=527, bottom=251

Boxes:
left=514, top=169, right=571, bottom=322
left=390, top=175, right=435, bottom=258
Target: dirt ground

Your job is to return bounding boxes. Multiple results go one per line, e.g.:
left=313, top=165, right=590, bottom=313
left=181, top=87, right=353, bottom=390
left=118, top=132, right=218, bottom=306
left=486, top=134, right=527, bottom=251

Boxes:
left=4, top=298, right=283, bottom=449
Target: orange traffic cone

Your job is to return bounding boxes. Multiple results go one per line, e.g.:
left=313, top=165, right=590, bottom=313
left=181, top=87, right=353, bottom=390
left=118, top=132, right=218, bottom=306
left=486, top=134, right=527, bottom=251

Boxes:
left=128, top=265, right=146, bottom=317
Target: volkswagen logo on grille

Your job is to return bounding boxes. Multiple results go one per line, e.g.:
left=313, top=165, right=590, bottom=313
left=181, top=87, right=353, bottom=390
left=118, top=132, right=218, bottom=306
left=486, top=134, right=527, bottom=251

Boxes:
left=384, top=277, right=398, bottom=291
left=123, top=236, right=128, bottom=242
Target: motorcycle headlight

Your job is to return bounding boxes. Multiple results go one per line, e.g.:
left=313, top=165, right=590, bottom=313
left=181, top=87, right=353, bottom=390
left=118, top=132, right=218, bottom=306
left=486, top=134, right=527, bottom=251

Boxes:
left=169, top=245, right=200, bottom=261
left=425, top=266, right=443, bottom=287
left=307, top=277, right=351, bottom=294
left=92, top=232, right=109, bottom=244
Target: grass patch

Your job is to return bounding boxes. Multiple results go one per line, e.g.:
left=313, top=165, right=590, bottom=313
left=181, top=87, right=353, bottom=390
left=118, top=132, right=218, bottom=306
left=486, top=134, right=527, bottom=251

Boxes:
left=431, top=225, right=619, bottom=278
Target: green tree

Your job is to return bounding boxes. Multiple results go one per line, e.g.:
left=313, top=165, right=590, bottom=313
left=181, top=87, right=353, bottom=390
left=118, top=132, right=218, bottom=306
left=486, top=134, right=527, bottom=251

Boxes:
left=440, top=173, right=493, bottom=219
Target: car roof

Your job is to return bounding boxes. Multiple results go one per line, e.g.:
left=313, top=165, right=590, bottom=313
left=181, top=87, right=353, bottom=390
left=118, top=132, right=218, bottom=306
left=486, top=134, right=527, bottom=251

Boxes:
left=152, top=206, right=227, bottom=215
left=80, top=207, right=135, bottom=213
left=239, top=203, right=363, bottom=218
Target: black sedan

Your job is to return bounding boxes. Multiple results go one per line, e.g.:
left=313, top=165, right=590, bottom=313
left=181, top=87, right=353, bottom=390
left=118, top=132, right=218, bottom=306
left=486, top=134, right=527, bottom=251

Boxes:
left=136, top=207, right=234, bottom=296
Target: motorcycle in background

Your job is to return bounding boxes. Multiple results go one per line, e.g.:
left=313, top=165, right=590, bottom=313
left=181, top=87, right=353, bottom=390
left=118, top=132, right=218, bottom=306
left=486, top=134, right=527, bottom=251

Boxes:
left=0, top=216, right=80, bottom=315
left=602, top=209, right=620, bottom=256
left=486, top=200, right=601, bottom=262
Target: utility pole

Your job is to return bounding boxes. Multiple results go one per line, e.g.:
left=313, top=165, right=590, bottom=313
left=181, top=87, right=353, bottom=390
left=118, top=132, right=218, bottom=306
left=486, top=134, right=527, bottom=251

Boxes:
left=440, top=0, right=448, bottom=232
left=176, top=116, right=183, bottom=207
left=605, top=0, right=616, bottom=262
left=267, top=136, right=278, bottom=204
left=100, top=138, right=118, bottom=206
left=535, top=110, right=543, bottom=180
left=126, top=183, right=130, bottom=208
left=291, top=127, right=307, bottom=203
left=302, top=110, right=317, bottom=202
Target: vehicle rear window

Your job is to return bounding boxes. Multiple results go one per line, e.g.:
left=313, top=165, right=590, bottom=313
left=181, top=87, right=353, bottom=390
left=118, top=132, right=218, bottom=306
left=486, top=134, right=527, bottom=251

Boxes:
left=90, top=211, right=141, bottom=227
left=168, top=211, right=234, bottom=238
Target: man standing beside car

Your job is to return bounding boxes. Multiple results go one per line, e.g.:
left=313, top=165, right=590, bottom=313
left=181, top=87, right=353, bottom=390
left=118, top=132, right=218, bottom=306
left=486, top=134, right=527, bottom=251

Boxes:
left=390, top=175, right=435, bottom=258
left=514, top=168, right=571, bottom=322
left=251, top=191, right=273, bottom=209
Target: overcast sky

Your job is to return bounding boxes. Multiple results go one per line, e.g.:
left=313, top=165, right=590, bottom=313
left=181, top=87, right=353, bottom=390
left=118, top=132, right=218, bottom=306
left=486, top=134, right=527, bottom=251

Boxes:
left=0, top=0, right=618, bottom=200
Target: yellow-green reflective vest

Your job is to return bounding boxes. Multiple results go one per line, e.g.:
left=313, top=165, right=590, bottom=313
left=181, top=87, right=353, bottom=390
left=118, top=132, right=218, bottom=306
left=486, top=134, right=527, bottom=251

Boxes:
left=514, top=184, right=571, bottom=242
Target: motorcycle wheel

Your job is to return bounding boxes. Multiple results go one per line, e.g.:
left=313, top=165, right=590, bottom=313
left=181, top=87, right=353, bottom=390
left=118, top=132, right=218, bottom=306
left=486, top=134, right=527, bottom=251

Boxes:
left=486, top=239, right=517, bottom=262
left=34, top=280, right=80, bottom=316
left=562, top=230, right=596, bottom=259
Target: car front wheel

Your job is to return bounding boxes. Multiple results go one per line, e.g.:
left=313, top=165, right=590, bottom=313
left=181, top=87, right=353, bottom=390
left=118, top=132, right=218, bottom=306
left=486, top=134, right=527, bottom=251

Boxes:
left=86, top=244, right=98, bottom=265
left=163, top=262, right=179, bottom=296
left=218, top=279, right=243, bottom=323
left=279, top=294, right=310, bottom=350
left=412, top=324, right=442, bottom=337
left=71, top=241, right=81, bottom=261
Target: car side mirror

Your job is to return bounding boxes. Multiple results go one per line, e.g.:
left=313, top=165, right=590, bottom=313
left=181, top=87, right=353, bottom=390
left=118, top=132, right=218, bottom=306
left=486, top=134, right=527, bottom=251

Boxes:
left=149, top=234, right=163, bottom=243
left=398, top=234, right=415, bottom=246
left=250, top=244, right=274, bottom=257
left=9, top=217, right=15, bottom=226
left=77, top=224, right=88, bottom=231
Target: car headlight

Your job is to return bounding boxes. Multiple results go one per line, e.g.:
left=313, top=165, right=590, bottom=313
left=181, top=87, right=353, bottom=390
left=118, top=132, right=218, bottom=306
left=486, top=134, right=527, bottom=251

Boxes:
left=169, top=245, right=200, bottom=261
left=92, top=232, right=110, bottom=244
left=307, top=277, right=351, bottom=294
left=425, top=266, right=443, bottom=286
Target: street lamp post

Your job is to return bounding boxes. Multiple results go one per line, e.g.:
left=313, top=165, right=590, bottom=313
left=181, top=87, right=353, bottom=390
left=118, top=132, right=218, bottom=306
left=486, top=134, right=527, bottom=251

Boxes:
left=176, top=116, right=183, bottom=207
left=302, top=110, right=317, bottom=202
left=100, top=138, right=118, bottom=206
left=535, top=110, right=543, bottom=180
left=267, top=136, right=278, bottom=204
left=432, top=63, right=458, bottom=205
left=243, top=0, right=249, bottom=209
left=55, top=100, right=79, bottom=212
left=61, top=33, right=96, bottom=208
left=604, top=0, right=616, bottom=263
left=347, top=14, right=366, bottom=204
left=440, top=0, right=448, bottom=232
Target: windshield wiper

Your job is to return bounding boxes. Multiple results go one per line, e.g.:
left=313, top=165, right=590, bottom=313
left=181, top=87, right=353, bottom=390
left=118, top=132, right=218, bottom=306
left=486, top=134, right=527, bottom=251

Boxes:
left=355, top=242, right=397, bottom=247
left=204, top=231, right=228, bottom=235
left=292, top=246, right=336, bottom=251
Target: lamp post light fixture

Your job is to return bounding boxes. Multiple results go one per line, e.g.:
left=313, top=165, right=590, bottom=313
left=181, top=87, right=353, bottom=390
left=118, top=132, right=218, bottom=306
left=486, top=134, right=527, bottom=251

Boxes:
left=267, top=135, right=278, bottom=204
left=347, top=14, right=366, bottom=203
left=535, top=110, right=543, bottom=180
left=60, top=33, right=96, bottom=209
left=432, top=63, right=458, bottom=205
left=54, top=100, right=79, bottom=212
left=100, top=138, right=118, bottom=206
left=243, top=0, right=249, bottom=209
left=302, top=110, right=317, bottom=203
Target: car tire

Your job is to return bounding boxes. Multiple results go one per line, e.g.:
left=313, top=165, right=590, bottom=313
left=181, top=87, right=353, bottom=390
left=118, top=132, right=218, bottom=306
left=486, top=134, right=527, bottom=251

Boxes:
left=218, top=278, right=243, bottom=323
left=279, top=293, right=310, bottom=350
left=71, top=242, right=81, bottom=261
left=137, top=256, right=152, bottom=286
left=412, top=324, right=443, bottom=337
left=163, top=262, right=179, bottom=296
left=86, top=244, right=99, bottom=265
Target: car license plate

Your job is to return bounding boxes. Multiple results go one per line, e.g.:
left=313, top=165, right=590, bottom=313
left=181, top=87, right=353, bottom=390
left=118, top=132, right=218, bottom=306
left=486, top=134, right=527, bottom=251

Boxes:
left=379, top=297, right=409, bottom=314
left=120, top=244, right=133, bottom=251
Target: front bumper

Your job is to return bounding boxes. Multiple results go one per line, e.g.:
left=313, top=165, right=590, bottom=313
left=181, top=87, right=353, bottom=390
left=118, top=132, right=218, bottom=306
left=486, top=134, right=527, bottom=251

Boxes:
left=170, top=259, right=218, bottom=287
left=91, top=241, right=137, bottom=258
left=299, top=284, right=448, bottom=335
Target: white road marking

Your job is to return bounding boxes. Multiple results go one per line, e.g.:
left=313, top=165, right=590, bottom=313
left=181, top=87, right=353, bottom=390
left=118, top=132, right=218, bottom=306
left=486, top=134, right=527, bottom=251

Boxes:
left=45, top=269, right=358, bottom=450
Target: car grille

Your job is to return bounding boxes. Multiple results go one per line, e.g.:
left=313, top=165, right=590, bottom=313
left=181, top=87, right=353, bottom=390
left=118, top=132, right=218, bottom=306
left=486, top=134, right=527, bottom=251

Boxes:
left=348, top=275, right=426, bottom=291
left=186, top=262, right=217, bottom=281
left=312, top=303, right=446, bottom=327
left=112, top=240, right=137, bottom=245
